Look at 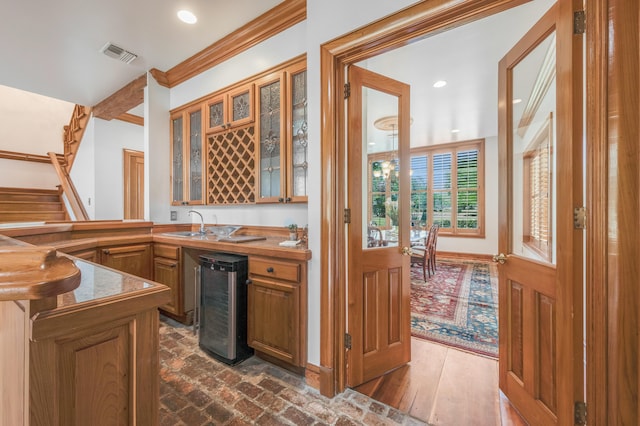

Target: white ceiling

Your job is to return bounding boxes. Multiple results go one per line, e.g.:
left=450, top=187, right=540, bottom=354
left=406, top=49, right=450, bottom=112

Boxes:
left=0, top=0, right=554, bottom=145
left=0, top=0, right=283, bottom=106
left=359, top=0, right=555, bottom=148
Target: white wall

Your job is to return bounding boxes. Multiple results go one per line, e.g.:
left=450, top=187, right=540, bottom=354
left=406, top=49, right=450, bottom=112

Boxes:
left=0, top=84, right=74, bottom=189
left=70, top=118, right=96, bottom=218
left=92, top=118, right=144, bottom=220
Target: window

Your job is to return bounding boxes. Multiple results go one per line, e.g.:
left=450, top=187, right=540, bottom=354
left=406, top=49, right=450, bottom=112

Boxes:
left=523, top=117, right=552, bottom=260
left=367, top=139, right=484, bottom=237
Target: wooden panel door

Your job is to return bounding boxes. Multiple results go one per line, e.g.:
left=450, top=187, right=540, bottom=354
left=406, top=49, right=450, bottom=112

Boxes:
left=123, top=149, right=144, bottom=219
left=346, top=65, right=411, bottom=387
left=154, top=257, right=180, bottom=314
left=497, top=2, right=583, bottom=425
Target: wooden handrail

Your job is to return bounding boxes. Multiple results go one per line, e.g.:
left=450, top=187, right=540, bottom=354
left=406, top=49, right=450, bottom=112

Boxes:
left=48, top=152, right=89, bottom=221
left=63, top=105, right=92, bottom=172
left=0, top=150, right=66, bottom=165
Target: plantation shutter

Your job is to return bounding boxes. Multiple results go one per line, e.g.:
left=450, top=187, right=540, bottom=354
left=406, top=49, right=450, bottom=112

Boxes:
left=432, top=152, right=452, bottom=228
left=456, top=149, right=479, bottom=229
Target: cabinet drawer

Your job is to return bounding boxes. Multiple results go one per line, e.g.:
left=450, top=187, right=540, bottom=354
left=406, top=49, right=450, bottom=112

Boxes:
left=154, top=244, right=179, bottom=260
left=249, top=258, right=300, bottom=283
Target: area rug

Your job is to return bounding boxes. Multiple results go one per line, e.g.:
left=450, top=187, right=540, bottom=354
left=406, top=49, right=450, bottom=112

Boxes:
left=410, top=259, right=498, bottom=358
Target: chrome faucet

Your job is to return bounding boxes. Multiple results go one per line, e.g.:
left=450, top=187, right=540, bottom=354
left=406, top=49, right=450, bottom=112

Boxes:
left=188, top=210, right=205, bottom=234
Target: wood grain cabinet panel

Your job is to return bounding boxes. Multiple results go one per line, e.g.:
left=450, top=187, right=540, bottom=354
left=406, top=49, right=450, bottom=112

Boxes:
left=154, top=256, right=180, bottom=315
left=247, top=255, right=307, bottom=368
left=100, top=243, right=152, bottom=280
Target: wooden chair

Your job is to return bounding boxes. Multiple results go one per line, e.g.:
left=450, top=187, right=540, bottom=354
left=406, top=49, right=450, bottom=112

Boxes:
left=429, top=223, right=440, bottom=272
left=410, top=226, right=437, bottom=280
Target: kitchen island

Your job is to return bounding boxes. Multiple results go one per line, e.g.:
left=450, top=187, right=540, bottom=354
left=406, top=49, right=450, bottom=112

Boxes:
left=0, top=234, right=170, bottom=426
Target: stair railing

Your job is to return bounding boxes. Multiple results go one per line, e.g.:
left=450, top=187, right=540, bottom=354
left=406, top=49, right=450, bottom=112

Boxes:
left=48, top=152, right=89, bottom=221
left=63, top=105, right=91, bottom=173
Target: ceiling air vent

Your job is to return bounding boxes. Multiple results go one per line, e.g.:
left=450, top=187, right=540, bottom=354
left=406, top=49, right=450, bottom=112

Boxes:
left=100, top=42, right=138, bottom=64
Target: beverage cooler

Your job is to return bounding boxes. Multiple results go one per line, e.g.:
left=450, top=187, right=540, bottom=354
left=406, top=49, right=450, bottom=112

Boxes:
left=198, top=253, right=253, bottom=365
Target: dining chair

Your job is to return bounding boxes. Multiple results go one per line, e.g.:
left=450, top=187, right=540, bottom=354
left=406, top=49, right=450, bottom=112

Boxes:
left=367, top=226, right=383, bottom=247
left=410, top=227, right=437, bottom=280
left=429, top=223, right=440, bottom=273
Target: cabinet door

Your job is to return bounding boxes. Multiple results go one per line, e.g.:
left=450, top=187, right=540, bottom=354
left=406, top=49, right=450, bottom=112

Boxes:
left=286, top=62, right=308, bottom=203
left=255, top=71, right=286, bottom=203
left=247, top=278, right=300, bottom=365
left=171, top=105, right=205, bottom=206
left=154, top=257, right=180, bottom=315
left=205, top=93, right=226, bottom=133
left=227, top=83, right=254, bottom=128
left=68, top=249, right=97, bottom=262
left=101, top=244, right=152, bottom=280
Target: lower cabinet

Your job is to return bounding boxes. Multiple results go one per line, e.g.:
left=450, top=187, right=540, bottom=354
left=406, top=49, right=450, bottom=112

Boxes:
left=100, top=243, right=153, bottom=280
left=65, top=248, right=97, bottom=262
left=153, top=244, right=183, bottom=319
left=247, top=256, right=307, bottom=368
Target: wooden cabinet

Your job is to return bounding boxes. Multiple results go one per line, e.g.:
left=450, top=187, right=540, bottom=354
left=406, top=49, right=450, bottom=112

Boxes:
left=171, top=104, right=205, bottom=206
left=100, top=243, right=152, bottom=280
left=205, top=83, right=254, bottom=133
left=247, top=255, right=307, bottom=368
left=66, top=248, right=97, bottom=262
left=255, top=60, right=308, bottom=203
left=153, top=244, right=182, bottom=318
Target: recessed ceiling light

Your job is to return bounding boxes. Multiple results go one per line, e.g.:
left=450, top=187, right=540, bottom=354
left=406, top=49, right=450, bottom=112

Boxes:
left=513, top=98, right=523, bottom=104
left=451, top=129, right=460, bottom=133
left=177, top=10, right=197, bottom=24
left=433, top=80, right=447, bottom=88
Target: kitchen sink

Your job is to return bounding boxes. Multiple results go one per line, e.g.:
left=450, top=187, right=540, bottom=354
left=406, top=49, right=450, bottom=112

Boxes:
left=161, top=231, right=205, bottom=237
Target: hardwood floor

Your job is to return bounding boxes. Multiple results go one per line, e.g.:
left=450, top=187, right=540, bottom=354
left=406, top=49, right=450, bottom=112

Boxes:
left=354, top=338, right=527, bottom=425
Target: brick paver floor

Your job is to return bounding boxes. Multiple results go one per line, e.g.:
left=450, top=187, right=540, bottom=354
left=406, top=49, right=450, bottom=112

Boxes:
left=159, top=316, right=427, bottom=425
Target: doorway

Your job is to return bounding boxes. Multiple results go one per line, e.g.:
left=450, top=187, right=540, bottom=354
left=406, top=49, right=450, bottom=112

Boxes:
left=319, top=0, right=585, bottom=424
left=123, top=149, right=144, bottom=219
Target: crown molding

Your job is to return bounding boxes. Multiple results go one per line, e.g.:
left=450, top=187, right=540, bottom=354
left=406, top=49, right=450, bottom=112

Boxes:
left=161, top=0, right=306, bottom=88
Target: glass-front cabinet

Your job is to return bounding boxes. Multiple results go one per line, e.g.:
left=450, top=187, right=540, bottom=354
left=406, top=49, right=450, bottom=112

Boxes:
left=170, top=104, right=205, bottom=205
left=255, top=60, right=308, bottom=203
left=205, top=83, right=254, bottom=133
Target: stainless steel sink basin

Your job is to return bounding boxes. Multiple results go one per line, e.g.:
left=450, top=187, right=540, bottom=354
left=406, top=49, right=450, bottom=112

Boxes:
left=161, top=231, right=205, bottom=237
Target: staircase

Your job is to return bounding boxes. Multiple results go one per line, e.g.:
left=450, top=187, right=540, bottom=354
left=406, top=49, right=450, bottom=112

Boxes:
left=0, top=187, right=68, bottom=223
left=63, top=105, right=91, bottom=172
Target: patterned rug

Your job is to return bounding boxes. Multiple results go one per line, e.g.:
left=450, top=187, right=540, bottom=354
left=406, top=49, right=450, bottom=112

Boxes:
left=410, top=259, right=498, bottom=358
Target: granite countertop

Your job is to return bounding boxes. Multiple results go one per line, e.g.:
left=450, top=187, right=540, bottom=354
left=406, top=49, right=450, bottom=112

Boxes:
left=56, top=258, right=162, bottom=309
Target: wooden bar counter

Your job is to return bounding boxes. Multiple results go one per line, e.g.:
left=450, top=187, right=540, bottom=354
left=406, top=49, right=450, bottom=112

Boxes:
left=0, top=234, right=170, bottom=426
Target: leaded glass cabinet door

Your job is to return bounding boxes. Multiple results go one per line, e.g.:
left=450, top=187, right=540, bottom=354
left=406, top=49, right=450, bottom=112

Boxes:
left=255, top=71, right=285, bottom=203
left=170, top=105, right=204, bottom=206
left=286, top=62, right=308, bottom=202
left=205, top=83, right=254, bottom=134
left=187, top=107, right=204, bottom=204
left=170, top=113, right=184, bottom=204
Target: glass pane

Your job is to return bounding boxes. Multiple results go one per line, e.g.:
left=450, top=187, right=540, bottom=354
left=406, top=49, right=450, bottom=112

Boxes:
left=457, top=149, right=479, bottom=229
left=172, top=116, right=183, bottom=202
left=188, top=110, right=202, bottom=201
left=410, top=155, right=428, bottom=228
left=511, top=32, right=556, bottom=264
left=432, top=152, right=452, bottom=228
left=363, top=89, right=400, bottom=249
left=209, top=101, right=224, bottom=128
left=291, top=70, right=308, bottom=197
left=232, top=91, right=250, bottom=121
left=259, top=80, right=281, bottom=198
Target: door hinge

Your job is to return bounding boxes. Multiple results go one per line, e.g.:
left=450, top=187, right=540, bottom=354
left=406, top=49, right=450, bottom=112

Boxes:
left=574, top=401, right=587, bottom=425
left=344, top=333, right=352, bottom=350
left=344, top=208, right=351, bottom=224
left=574, top=10, right=586, bottom=34
left=344, top=82, right=351, bottom=99
left=574, top=206, right=586, bottom=229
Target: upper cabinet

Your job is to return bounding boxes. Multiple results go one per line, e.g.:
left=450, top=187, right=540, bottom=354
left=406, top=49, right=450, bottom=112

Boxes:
left=255, top=61, right=308, bottom=203
left=205, top=83, right=255, bottom=133
left=171, top=56, right=307, bottom=206
left=171, top=104, right=205, bottom=206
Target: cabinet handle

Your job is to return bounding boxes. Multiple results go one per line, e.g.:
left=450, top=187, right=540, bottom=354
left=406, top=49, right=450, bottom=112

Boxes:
left=170, top=263, right=177, bottom=268
left=246, top=279, right=252, bottom=285
left=103, top=249, right=110, bottom=255
left=266, top=267, right=274, bottom=273
left=285, top=197, right=292, bottom=203
left=278, top=197, right=284, bottom=203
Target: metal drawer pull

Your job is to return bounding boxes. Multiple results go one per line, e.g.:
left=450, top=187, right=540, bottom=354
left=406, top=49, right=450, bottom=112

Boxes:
left=266, top=267, right=274, bottom=273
